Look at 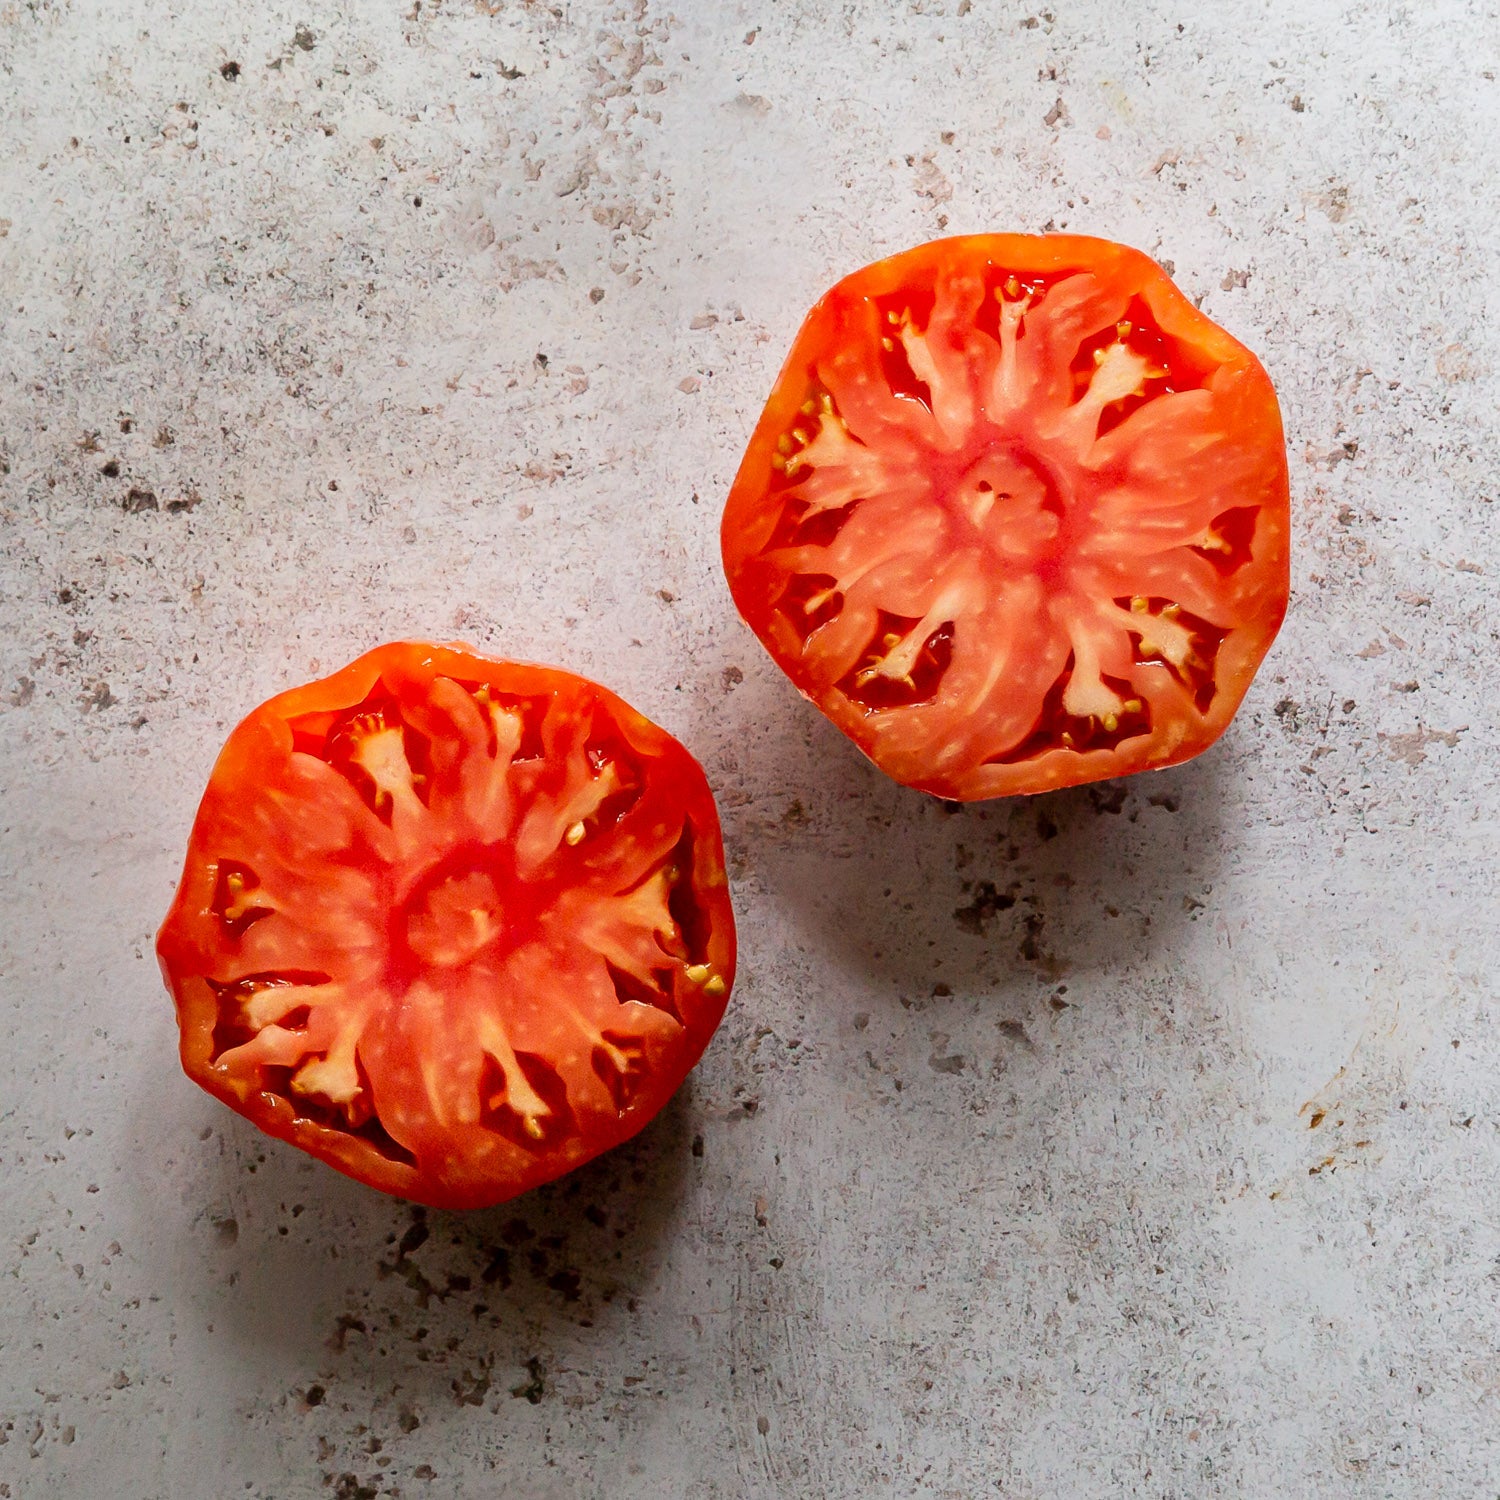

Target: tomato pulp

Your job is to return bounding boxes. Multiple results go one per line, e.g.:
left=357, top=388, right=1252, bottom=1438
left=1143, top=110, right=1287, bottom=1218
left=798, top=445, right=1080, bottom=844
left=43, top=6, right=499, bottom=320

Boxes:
left=722, top=235, right=1291, bottom=800
left=157, top=643, right=735, bottom=1209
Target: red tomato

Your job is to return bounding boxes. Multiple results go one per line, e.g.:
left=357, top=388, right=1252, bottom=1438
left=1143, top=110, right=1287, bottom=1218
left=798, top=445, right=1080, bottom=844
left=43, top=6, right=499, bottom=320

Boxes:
left=721, top=235, right=1291, bottom=800
left=157, top=643, right=735, bottom=1210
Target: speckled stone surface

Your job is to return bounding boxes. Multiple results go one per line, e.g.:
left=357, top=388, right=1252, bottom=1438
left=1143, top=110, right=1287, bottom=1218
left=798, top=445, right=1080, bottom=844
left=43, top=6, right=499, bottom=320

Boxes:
left=2, top=1, right=1498, bottom=1495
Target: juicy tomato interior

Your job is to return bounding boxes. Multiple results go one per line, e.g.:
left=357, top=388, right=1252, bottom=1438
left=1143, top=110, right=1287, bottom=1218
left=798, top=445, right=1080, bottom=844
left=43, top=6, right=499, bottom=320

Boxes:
left=721, top=235, right=1291, bottom=800
left=157, top=643, right=735, bottom=1210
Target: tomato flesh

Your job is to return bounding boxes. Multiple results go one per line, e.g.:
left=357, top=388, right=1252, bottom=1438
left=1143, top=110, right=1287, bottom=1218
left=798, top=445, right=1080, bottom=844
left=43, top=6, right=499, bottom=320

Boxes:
left=157, top=643, right=735, bottom=1210
left=722, top=235, right=1291, bottom=800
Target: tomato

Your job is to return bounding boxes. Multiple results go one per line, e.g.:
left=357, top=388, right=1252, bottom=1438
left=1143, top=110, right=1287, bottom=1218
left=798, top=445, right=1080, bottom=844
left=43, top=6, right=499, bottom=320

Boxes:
left=156, top=643, right=735, bottom=1210
left=721, top=234, right=1291, bottom=800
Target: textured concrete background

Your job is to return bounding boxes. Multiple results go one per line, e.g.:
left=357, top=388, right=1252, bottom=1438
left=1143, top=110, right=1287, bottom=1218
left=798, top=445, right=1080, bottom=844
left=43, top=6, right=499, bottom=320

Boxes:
left=2, top=0, right=1498, bottom=1495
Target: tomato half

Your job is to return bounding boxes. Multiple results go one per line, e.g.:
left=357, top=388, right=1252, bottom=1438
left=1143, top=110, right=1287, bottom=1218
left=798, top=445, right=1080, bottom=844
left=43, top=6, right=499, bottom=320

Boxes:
left=157, top=643, right=735, bottom=1210
left=721, top=235, right=1291, bottom=800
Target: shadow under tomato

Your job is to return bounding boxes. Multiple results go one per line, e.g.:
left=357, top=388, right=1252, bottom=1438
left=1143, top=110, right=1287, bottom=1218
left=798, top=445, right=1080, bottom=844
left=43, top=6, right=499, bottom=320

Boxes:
left=726, top=692, right=1233, bottom=1010
left=163, top=1077, right=702, bottom=1411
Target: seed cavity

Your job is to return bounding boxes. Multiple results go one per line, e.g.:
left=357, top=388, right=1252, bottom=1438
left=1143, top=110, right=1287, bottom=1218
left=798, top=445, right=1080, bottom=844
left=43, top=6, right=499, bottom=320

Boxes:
left=838, top=613, right=954, bottom=711
left=988, top=658, right=1153, bottom=764
left=478, top=1050, right=576, bottom=1153
left=1186, top=506, right=1259, bottom=576
left=1117, top=596, right=1228, bottom=713
left=608, top=959, right=682, bottom=1023
left=592, top=1030, right=650, bottom=1112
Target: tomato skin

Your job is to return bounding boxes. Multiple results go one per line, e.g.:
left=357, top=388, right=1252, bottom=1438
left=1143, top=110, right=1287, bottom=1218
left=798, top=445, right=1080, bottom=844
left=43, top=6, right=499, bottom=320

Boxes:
left=722, top=234, right=1291, bottom=801
left=157, top=643, right=735, bottom=1210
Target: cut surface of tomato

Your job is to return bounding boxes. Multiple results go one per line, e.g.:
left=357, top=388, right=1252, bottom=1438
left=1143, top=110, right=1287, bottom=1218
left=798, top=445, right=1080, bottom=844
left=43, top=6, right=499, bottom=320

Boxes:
left=157, top=643, right=735, bottom=1210
left=721, top=235, right=1291, bottom=800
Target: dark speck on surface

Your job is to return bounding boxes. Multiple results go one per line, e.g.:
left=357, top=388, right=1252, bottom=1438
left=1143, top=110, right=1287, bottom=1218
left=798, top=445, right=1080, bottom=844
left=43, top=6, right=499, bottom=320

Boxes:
left=1087, top=782, right=1128, bottom=815
left=998, top=1020, right=1033, bottom=1050
left=452, top=1361, right=493, bottom=1407
left=510, top=1356, right=545, bottom=1404
left=329, top=1314, right=366, bottom=1352
left=546, top=1268, right=582, bottom=1300
left=501, top=1217, right=534, bottom=1246
left=954, top=881, right=1017, bottom=934
left=480, top=1246, right=511, bottom=1287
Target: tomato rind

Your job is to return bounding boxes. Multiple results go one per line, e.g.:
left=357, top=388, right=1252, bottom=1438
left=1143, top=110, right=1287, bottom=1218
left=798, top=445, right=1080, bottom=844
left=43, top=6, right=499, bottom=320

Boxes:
left=157, top=642, right=736, bottom=1209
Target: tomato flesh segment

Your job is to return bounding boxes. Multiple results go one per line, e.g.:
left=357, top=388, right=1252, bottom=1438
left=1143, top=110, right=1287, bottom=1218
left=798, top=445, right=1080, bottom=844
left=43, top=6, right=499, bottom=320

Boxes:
left=722, top=235, right=1291, bottom=799
left=158, top=645, right=735, bottom=1209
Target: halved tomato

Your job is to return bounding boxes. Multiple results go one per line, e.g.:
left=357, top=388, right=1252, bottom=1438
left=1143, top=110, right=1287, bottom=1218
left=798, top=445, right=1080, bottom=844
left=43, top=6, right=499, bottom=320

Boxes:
left=721, top=235, right=1291, bottom=800
left=157, top=643, right=735, bottom=1210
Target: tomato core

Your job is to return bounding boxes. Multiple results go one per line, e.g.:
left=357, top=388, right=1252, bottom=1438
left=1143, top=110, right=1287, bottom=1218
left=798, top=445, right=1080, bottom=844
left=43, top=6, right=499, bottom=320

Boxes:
left=404, top=864, right=507, bottom=968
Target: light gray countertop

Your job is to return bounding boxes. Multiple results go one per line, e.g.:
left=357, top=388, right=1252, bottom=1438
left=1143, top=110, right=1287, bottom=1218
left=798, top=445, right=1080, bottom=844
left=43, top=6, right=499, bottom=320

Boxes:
left=2, top=1, right=1497, bottom=1495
